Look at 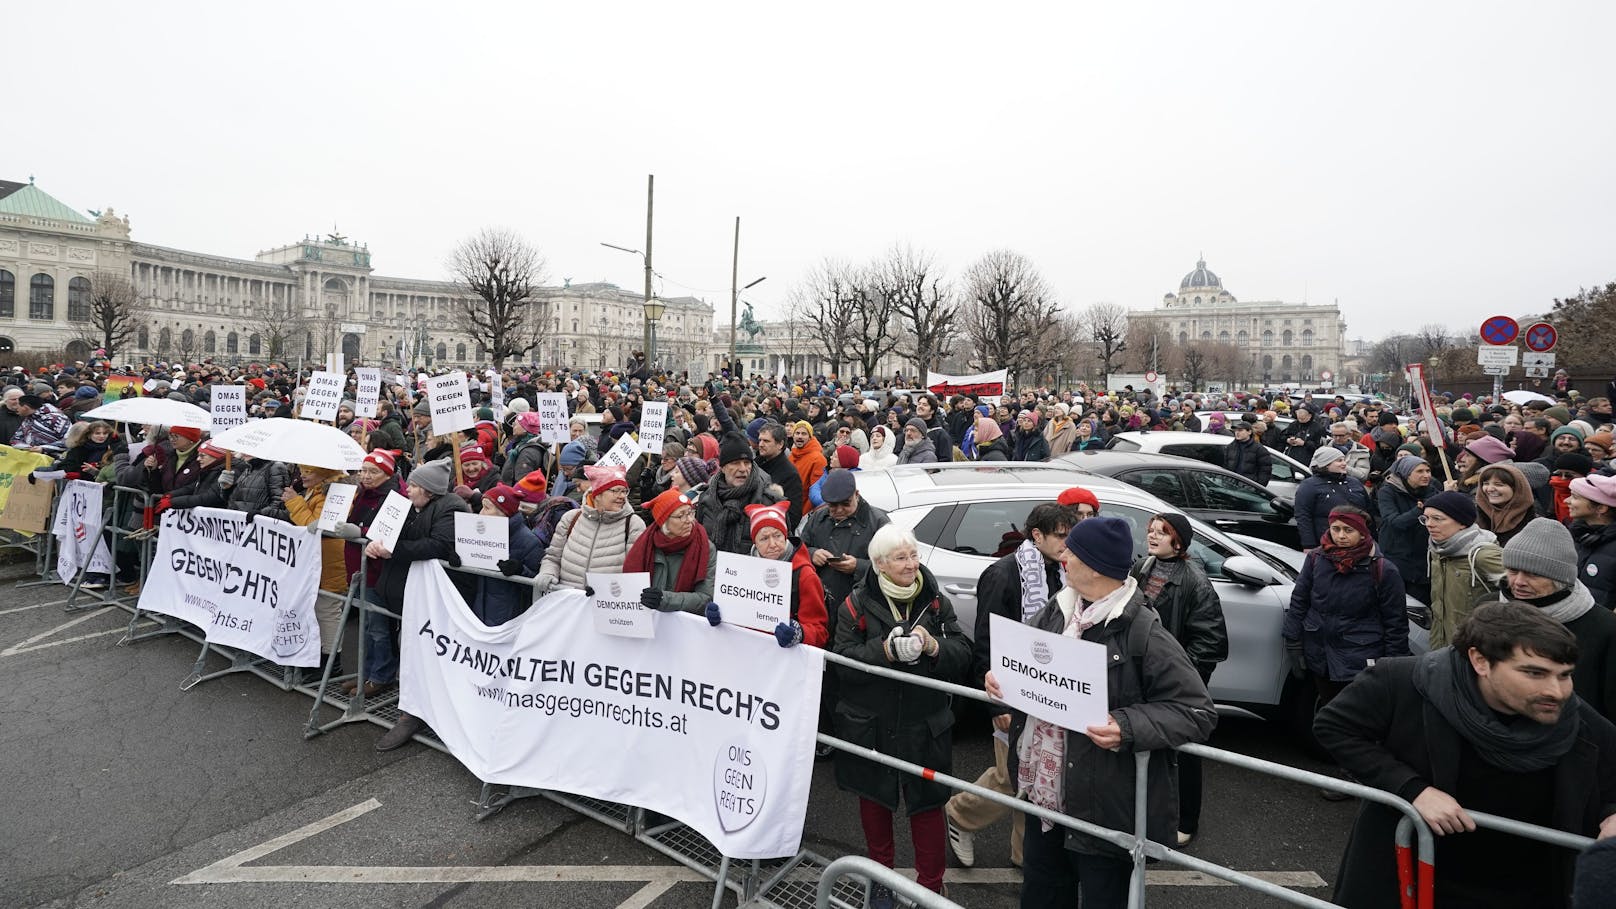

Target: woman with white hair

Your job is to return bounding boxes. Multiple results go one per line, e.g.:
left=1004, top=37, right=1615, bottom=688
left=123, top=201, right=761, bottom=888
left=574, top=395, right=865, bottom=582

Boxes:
left=831, top=522, right=971, bottom=901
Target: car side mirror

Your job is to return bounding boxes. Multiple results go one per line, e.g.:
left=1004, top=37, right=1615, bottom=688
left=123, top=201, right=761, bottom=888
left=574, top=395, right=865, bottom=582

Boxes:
left=1406, top=601, right=1432, bottom=631
left=1222, top=555, right=1282, bottom=588
left=1272, top=498, right=1295, bottom=517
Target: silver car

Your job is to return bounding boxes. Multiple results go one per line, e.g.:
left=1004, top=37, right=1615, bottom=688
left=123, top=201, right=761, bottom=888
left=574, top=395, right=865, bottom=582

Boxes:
left=1102, top=430, right=1312, bottom=500
left=853, top=463, right=1304, bottom=724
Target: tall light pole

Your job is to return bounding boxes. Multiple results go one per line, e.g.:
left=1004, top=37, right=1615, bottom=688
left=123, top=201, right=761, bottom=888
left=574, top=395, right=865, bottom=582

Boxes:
left=642, top=174, right=654, bottom=361
left=728, top=217, right=766, bottom=378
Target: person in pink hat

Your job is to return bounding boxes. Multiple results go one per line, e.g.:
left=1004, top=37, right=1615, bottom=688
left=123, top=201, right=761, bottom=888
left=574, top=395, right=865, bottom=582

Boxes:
left=1569, top=474, right=1616, bottom=610
left=534, top=465, right=645, bottom=593
left=500, top=410, right=551, bottom=485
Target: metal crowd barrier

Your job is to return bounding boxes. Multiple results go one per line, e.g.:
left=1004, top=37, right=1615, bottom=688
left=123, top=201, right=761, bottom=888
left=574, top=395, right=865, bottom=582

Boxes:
left=815, top=857, right=962, bottom=909
left=0, top=477, right=61, bottom=587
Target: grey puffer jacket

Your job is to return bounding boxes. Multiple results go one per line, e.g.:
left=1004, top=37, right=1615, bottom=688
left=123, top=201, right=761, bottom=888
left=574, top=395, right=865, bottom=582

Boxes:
left=225, top=458, right=289, bottom=521
left=538, top=503, right=646, bottom=590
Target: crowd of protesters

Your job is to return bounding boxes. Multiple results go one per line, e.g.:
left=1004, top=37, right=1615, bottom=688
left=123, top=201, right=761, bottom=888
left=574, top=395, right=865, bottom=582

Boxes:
left=5, top=352, right=1616, bottom=907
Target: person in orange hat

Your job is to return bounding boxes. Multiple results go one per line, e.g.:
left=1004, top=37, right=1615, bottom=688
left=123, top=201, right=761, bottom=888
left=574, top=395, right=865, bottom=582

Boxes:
left=625, top=488, right=716, bottom=615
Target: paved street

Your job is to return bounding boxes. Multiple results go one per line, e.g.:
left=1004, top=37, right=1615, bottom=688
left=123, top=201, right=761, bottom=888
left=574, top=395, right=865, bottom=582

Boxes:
left=0, top=567, right=1355, bottom=909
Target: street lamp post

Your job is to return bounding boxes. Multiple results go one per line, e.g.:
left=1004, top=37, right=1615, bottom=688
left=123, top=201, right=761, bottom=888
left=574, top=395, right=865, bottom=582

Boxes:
left=727, top=216, right=767, bottom=379
left=644, top=297, right=666, bottom=372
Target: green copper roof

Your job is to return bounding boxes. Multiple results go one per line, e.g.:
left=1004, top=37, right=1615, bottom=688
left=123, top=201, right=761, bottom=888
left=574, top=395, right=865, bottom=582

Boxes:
left=0, top=182, right=93, bottom=224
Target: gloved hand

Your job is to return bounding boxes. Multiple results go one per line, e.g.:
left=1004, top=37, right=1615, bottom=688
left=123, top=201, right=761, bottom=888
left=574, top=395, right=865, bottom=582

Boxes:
left=640, top=587, right=666, bottom=611
left=773, top=620, right=803, bottom=648
left=1286, top=641, right=1307, bottom=680
left=704, top=601, right=723, bottom=626
left=154, top=495, right=173, bottom=514
left=583, top=584, right=596, bottom=597
left=217, top=469, right=236, bottom=490
left=890, top=633, right=924, bottom=664
left=497, top=558, right=522, bottom=577
left=332, top=522, right=362, bottom=540
left=534, top=575, right=556, bottom=595
left=911, top=624, right=939, bottom=657
left=444, top=551, right=462, bottom=568
left=453, top=484, right=475, bottom=501
left=26, top=473, right=36, bottom=485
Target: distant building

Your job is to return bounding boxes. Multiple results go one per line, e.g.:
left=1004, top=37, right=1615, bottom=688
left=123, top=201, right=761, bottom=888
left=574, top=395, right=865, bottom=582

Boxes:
left=1128, top=258, right=1348, bottom=386
left=0, top=179, right=714, bottom=371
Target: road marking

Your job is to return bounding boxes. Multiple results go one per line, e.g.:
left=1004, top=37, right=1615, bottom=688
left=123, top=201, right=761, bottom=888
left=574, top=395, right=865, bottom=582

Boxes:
left=0, top=607, right=118, bottom=656
left=173, top=799, right=1326, bottom=893
left=0, top=601, right=61, bottom=616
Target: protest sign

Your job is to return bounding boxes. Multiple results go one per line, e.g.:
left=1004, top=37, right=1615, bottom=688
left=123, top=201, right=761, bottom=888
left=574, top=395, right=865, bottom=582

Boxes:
left=102, top=374, right=143, bottom=405
left=0, top=444, right=54, bottom=515
left=927, top=369, right=1008, bottom=405
left=713, top=552, right=791, bottom=633
left=597, top=434, right=642, bottom=471
left=369, top=490, right=412, bottom=552
left=486, top=369, right=504, bottom=419
left=401, top=561, right=822, bottom=859
left=317, top=482, right=358, bottom=532
left=989, top=614, right=1110, bottom=731
left=638, top=401, right=668, bottom=454
left=354, top=368, right=382, bottom=419
left=427, top=372, right=475, bottom=437
left=453, top=511, right=509, bottom=572
left=535, top=392, right=570, bottom=443
left=137, top=508, right=323, bottom=666
left=0, top=473, right=54, bottom=533
left=589, top=571, right=653, bottom=638
left=326, top=352, right=346, bottom=376
left=54, top=479, right=114, bottom=583
left=210, top=385, right=248, bottom=434
left=302, top=371, right=345, bottom=422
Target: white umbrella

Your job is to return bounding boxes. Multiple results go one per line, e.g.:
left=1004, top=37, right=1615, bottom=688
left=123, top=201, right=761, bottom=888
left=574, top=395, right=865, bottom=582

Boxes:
left=210, top=419, right=366, bottom=471
left=82, top=397, right=211, bottom=429
left=1503, top=389, right=1555, bottom=406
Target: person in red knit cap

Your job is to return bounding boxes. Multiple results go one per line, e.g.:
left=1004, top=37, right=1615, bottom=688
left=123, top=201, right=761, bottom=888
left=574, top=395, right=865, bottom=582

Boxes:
left=709, top=501, right=828, bottom=647
left=625, top=488, right=718, bottom=615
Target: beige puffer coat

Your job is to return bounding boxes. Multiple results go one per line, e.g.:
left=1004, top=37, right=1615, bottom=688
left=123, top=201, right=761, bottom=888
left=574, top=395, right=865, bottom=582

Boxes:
left=538, top=502, right=646, bottom=590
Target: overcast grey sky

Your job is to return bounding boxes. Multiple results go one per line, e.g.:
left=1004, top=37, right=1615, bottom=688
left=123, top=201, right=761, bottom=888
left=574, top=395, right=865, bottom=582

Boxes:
left=13, top=2, right=1613, bottom=341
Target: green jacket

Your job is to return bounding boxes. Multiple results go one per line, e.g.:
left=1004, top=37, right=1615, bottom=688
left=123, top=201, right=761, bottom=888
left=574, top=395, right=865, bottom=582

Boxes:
left=1426, top=539, right=1505, bottom=649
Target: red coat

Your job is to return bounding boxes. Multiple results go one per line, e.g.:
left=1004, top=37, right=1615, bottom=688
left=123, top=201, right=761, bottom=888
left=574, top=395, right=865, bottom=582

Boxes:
left=790, top=543, right=829, bottom=647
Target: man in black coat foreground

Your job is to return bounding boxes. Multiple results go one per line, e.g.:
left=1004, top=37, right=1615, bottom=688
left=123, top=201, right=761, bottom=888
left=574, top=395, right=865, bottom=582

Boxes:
left=1315, top=601, right=1616, bottom=909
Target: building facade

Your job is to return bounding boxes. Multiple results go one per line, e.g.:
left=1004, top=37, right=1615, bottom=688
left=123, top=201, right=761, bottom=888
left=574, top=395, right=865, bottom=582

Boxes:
left=0, top=179, right=715, bottom=372
left=1127, top=257, right=1349, bottom=386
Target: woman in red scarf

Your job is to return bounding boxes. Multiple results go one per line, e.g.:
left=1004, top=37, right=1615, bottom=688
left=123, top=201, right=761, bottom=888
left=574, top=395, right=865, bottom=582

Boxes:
left=625, top=488, right=717, bottom=614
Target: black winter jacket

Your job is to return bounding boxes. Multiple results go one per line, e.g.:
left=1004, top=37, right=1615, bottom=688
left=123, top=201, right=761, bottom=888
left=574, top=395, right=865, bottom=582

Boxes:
left=1223, top=437, right=1271, bottom=487
left=797, top=497, right=890, bottom=632
left=1293, top=472, right=1372, bottom=550
left=831, top=566, right=971, bottom=814
left=1282, top=549, right=1409, bottom=681
left=1374, top=477, right=1430, bottom=592
left=1573, top=520, right=1616, bottom=611
left=1129, top=555, right=1229, bottom=676
left=756, top=452, right=804, bottom=527
left=1315, top=656, right=1616, bottom=909
left=695, top=468, right=783, bottom=555
left=376, top=492, right=472, bottom=610
left=970, top=548, right=1064, bottom=692
left=1004, top=589, right=1218, bottom=856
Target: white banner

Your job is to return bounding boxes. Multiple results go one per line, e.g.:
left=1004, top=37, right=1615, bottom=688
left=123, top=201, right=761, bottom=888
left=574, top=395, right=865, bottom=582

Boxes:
left=401, top=561, right=823, bottom=859
left=639, top=402, right=668, bottom=454
left=302, top=371, right=345, bottom=422
left=535, top=392, right=570, bottom=444
left=926, top=369, right=1008, bottom=404
left=486, top=370, right=504, bottom=420
left=369, top=490, right=412, bottom=552
left=136, top=508, right=323, bottom=666
left=354, top=368, right=382, bottom=419
left=54, top=479, right=112, bottom=582
left=597, top=434, right=642, bottom=471
left=989, top=614, right=1109, bottom=731
left=428, top=372, right=475, bottom=437
left=210, top=386, right=247, bottom=434
left=590, top=571, right=653, bottom=638
left=1406, top=363, right=1445, bottom=451
left=318, top=482, right=358, bottom=532
left=713, top=552, right=791, bottom=633
left=454, top=511, right=509, bottom=572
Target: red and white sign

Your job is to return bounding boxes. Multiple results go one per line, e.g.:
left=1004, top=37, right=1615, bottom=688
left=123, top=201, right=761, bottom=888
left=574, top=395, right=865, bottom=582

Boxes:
left=1320, top=370, right=1334, bottom=382
left=1144, top=370, right=1159, bottom=383
left=1523, top=322, right=1558, bottom=353
left=927, top=369, right=1007, bottom=403
left=1406, top=363, right=1444, bottom=450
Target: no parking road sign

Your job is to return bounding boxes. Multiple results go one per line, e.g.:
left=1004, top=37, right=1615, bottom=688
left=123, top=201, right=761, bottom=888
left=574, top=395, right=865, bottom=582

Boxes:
left=1523, top=322, right=1557, bottom=352
left=1479, top=315, right=1519, bottom=346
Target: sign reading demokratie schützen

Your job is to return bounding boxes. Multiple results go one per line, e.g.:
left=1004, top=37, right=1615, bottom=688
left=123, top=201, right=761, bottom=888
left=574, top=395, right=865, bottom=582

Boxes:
left=989, top=613, right=1110, bottom=732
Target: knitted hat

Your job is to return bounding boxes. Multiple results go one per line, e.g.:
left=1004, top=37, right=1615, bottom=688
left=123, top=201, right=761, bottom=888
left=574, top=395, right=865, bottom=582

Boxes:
left=1310, top=446, right=1345, bottom=470
left=745, top=502, right=790, bottom=540
left=1327, top=507, right=1372, bottom=541
left=1423, top=490, right=1477, bottom=526
left=1392, top=456, right=1428, bottom=481
left=1502, top=518, right=1579, bottom=588
left=412, top=398, right=431, bottom=416
left=1551, top=426, right=1586, bottom=446
left=719, top=431, right=753, bottom=465
left=1586, top=431, right=1614, bottom=453
left=834, top=445, right=860, bottom=469
left=647, top=488, right=696, bottom=526
left=483, top=483, right=522, bottom=517
left=559, top=439, right=589, bottom=466
left=514, top=469, right=549, bottom=502
left=1545, top=406, right=1572, bottom=425
left=199, top=441, right=227, bottom=459
left=675, top=456, right=714, bottom=487
left=364, top=448, right=399, bottom=476
left=745, top=417, right=768, bottom=442
left=821, top=469, right=857, bottom=503
left=516, top=411, right=543, bottom=434
left=1464, top=434, right=1514, bottom=464
left=459, top=448, right=492, bottom=470
left=507, top=397, right=531, bottom=414
left=1058, top=486, right=1101, bottom=513
left=74, top=385, right=98, bottom=399
left=1554, top=452, right=1594, bottom=477
left=905, top=417, right=929, bottom=436
left=791, top=420, right=813, bottom=436
left=1570, top=475, right=1616, bottom=509
left=1398, top=440, right=1425, bottom=456
left=1064, top=515, right=1134, bottom=580
left=1378, top=411, right=1401, bottom=427
left=409, top=459, right=453, bottom=496
left=582, top=465, right=628, bottom=495
left=1153, top=512, right=1193, bottom=555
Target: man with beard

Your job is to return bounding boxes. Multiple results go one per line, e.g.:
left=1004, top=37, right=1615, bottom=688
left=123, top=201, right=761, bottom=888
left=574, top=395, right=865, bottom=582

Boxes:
left=755, top=423, right=804, bottom=526
left=1315, top=601, right=1616, bottom=909
left=697, top=431, right=785, bottom=554
left=789, top=420, right=827, bottom=504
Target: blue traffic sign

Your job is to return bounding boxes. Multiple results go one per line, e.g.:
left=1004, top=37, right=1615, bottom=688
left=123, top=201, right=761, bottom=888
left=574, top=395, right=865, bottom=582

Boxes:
left=1524, top=322, right=1557, bottom=352
left=1480, top=315, right=1519, bottom=346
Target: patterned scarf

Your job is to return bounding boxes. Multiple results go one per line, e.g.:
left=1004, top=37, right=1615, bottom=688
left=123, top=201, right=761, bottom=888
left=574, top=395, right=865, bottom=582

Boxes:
left=1014, top=539, right=1050, bottom=622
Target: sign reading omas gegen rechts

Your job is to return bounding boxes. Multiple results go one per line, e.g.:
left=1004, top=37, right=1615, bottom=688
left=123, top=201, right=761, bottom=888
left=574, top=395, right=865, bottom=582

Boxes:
left=427, top=372, right=475, bottom=437
left=302, top=371, right=345, bottom=422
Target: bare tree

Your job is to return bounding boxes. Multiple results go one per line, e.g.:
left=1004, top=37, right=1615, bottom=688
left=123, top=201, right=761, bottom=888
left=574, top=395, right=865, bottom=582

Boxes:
left=1414, top=323, right=1458, bottom=362
left=1179, top=346, right=1208, bottom=391
left=448, top=227, right=549, bottom=367
left=877, top=245, right=958, bottom=378
left=788, top=258, right=860, bottom=377
left=87, top=271, right=148, bottom=360
left=1122, top=315, right=1168, bottom=373
left=961, top=250, right=1063, bottom=382
left=245, top=297, right=311, bottom=360
left=1082, top=302, right=1130, bottom=389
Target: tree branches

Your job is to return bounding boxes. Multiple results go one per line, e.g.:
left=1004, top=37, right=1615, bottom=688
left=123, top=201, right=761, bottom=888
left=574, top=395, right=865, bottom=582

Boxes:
left=87, top=271, right=148, bottom=360
left=448, top=227, right=548, bottom=367
left=961, top=250, right=1063, bottom=382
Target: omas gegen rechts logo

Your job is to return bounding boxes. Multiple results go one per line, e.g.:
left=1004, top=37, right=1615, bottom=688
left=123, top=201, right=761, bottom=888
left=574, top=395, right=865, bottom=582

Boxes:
left=1031, top=640, right=1054, bottom=666
left=609, top=580, right=623, bottom=598
left=762, top=566, right=781, bottom=589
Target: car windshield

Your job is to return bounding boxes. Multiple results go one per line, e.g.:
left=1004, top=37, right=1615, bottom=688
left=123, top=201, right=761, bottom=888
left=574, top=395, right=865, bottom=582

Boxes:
left=1107, top=437, right=1141, bottom=452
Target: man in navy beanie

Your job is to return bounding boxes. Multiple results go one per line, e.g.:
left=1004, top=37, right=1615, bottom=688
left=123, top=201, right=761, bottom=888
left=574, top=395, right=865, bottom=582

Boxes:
left=987, top=515, right=1217, bottom=907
